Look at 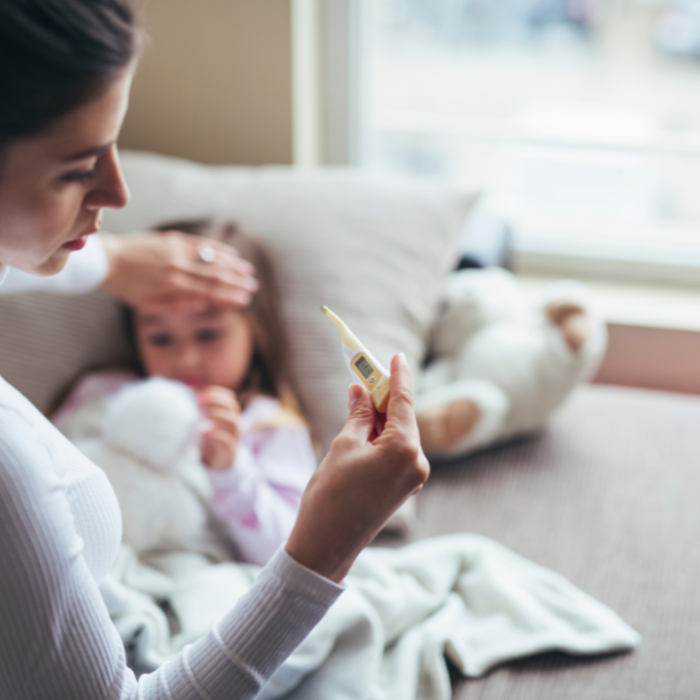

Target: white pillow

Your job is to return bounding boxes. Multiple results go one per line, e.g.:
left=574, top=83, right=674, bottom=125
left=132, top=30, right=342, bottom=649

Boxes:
left=0, top=152, right=477, bottom=450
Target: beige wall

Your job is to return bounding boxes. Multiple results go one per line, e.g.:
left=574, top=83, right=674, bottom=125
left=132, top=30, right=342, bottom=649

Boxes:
left=119, top=0, right=293, bottom=166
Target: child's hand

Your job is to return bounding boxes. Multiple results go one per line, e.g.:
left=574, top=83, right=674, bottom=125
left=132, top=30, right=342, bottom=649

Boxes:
left=197, top=386, right=241, bottom=470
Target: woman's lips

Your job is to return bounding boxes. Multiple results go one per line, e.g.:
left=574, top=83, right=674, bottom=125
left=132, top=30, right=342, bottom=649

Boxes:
left=63, top=222, right=101, bottom=251
left=62, top=235, right=89, bottom=251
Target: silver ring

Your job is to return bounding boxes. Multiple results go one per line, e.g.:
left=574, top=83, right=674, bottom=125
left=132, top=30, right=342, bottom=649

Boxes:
left=197, top=244, right=217, bottom=264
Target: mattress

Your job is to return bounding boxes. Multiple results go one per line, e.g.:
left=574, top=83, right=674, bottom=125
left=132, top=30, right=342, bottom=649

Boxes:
left=412, top=384, right=700, bottom=700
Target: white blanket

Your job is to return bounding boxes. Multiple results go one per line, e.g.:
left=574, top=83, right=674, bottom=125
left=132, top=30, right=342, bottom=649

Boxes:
left=101, top=535, right=640, bottom=699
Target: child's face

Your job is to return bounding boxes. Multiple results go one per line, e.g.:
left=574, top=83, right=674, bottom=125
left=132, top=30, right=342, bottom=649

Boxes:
left=135, top=305, right=254, bottom=391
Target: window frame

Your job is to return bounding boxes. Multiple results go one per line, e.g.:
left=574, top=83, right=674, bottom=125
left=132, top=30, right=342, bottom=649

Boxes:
left=294, top=0, right=700, bottom=289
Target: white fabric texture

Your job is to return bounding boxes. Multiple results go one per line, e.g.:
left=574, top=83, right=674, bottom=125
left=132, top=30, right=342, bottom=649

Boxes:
left=73, top=377, right=228, bottom=559
left=0, top=260, right=344, bottom=700
left=104, top=534, right=640, bottom=700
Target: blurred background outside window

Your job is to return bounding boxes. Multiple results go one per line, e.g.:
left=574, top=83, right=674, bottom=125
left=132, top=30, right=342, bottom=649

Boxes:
left=360, top=0, right=700, bottom=286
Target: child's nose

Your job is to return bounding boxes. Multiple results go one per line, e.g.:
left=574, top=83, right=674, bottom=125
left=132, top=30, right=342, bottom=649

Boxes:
left=175, top=343, right=201, bottom=370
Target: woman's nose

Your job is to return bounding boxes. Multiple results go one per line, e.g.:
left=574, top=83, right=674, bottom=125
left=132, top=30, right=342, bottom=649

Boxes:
left=83, top=146, right=130, bottom=212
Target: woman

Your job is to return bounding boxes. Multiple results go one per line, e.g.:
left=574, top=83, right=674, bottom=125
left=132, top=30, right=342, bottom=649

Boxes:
left=0, top=1, right=429, bottom=698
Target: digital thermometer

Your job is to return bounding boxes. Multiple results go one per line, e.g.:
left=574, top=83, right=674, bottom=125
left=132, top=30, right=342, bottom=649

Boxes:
left=321, top=305, right=391, bottom=413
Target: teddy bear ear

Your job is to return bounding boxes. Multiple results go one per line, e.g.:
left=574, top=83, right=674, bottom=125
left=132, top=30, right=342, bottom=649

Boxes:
left=102, top=378, right=201, bottom=472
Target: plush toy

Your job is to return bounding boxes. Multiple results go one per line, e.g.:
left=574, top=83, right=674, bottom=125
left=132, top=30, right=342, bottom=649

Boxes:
left=72, top=378, right=231, bottom=560
left=64, top=376, right=414, bottom=550
left=415, top=268, right=607, bottom=459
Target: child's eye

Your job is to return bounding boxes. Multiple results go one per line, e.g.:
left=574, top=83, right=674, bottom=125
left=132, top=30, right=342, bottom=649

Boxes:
left=60, top=168, right=98, bottom=184
left=196, top=329, right=222, bottom=343
left=147, top=333, right=173, bottom=347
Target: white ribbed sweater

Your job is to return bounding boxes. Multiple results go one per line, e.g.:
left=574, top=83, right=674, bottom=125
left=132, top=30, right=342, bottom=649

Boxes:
left=0, top=240, right=343, bottom=699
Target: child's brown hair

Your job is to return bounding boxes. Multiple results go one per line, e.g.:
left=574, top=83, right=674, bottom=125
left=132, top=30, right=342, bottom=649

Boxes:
left=125, top=218, right=305, bottom=418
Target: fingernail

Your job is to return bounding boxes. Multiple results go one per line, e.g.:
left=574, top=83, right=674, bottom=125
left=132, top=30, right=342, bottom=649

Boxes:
left=348, top=383, right=362, bottom=408
left=229, top=291, right=252, bottom=307
left=399, top=351, right=407, bottom=365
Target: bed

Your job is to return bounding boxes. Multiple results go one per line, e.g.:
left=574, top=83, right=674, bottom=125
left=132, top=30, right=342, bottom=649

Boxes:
left=1, top=152, right=697, bottom=698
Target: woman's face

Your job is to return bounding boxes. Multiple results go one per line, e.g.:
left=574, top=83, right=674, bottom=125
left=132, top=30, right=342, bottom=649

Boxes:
left=135, top=305, right=255, bottom=392
left=0, top=71, right=132, bottom=276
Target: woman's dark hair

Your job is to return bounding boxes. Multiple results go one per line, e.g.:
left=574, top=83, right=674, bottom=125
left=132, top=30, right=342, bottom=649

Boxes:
left=124, top=219, right=307, bottom=419
left=0, top=0, right=140, bottom=153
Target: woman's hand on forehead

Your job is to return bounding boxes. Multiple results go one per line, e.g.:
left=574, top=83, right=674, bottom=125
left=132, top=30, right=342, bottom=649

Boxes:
left=100, top=230, right=259, bottom=313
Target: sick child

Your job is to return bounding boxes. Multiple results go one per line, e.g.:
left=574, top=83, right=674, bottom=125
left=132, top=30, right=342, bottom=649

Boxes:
left=53, top=219, right=316, bottom=567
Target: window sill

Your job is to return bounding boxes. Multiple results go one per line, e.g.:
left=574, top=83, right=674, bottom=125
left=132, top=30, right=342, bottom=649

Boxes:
left=517, top=273, right=700, bottom=333
left=517, top=273, right=700, bottom=395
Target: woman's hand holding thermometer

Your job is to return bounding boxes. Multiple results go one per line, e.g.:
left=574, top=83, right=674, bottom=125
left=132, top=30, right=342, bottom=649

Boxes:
left=321, top=305, right=391, bottom=413
left=285, top=324, right=430, bottom=584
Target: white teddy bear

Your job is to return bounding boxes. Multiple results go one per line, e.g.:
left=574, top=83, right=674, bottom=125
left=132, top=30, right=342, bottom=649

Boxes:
left=74, top=378, right=231, bottom=560
left=415, top=268, right=607, bottom=459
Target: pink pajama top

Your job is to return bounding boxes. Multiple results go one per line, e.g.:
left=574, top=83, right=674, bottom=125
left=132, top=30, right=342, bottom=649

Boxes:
left=54, top=370, right=318, bottom=566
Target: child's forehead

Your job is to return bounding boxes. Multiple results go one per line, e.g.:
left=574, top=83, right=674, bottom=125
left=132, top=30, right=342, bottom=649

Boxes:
left=137, top=305, right=232, bottom=326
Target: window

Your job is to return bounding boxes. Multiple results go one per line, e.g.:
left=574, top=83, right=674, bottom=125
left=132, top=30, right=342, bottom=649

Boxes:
left=359, top=0, right=700, bottom=285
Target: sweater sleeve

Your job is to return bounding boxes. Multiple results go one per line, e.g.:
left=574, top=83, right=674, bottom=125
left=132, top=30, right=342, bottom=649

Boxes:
left=207, top=425, right=318, bottom=566
left=0, top=234, right=109, bottom=295
left=0, top=404, right=342, bottom=700
left=134, top=548, right=342, bottom=698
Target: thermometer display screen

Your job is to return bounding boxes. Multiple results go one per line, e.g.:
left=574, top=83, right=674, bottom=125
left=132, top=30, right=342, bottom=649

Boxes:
left=354, top=355, right=375, bottom=380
